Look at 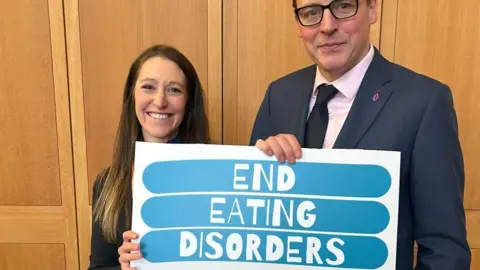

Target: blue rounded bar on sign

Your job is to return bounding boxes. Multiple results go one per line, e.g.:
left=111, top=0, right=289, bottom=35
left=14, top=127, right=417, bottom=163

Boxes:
left=142, top=160, right=391, bottom=198
left=140, top=229, right=388, bottom=269
left=141, top=195, right=389, bottom=234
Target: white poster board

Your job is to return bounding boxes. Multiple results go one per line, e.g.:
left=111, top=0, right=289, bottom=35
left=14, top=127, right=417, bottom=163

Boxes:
left=131, top=142, right=400, bottom=270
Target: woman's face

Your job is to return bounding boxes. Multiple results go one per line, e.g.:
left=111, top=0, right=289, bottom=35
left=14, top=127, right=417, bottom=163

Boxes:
left=134, top=56, right=188, bottom=143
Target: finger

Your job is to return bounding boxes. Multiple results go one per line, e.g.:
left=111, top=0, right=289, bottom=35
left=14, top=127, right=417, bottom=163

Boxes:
left=121, top=266, right=137, bottom=270
left=284, top=134, right=302, bottom=159
left=276, top=135, right=296, bottom=164
left=120, top=252, right=143, bottom=263
left=120, top=261, right=130, bottom=270
left=255, top=139, right=273, bottom=156
left=266, top=136, right=286, bottom=163
left=118, top=245, right=124, bottom=256
left=122, top=231, right=138, bottom=242
left=119, top=242, right=141, bottom=254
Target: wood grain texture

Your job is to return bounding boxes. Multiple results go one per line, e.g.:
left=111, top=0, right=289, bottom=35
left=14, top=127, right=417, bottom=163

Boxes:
left=370, top=0, right=383, bottom=48
left=379, top=0, right=398, bottom=61
left=0, top=244, right=65, bottom=270
left=0, top=0, right=61, bottom=206
left=472, top=249, right=480, bottom=270
left=48, top=0, right=80, bottom=268
left=467, top=210, right=480, bottom=249
left=0, top=206, right=66, bottom=243
left=64, top=0, right=90, bottom=268
left=208, top=0, right=223, bottom=144
left=223, top=0, right=311, bottom=145
left=222, top=0, right=239, bottom=145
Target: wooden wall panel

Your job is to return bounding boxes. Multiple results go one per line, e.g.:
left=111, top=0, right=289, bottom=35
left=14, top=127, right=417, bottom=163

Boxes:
left=0, top=207, right=66, bottom=243
left=0, top=0, right=79, bottom=269
left=370, top=0, right=382, bottom=48
left=472, top=249, right=480, bottom=270
left=379, top=0, right=397, bottom=61
left=0, top=244, right=65, bottom=270
left=224, top=0, right=309, bottom=145
left=468, top=210, right=480, bottom=249
left=223, top=0, right=383, bottom=145
left=67, top=1, right=222, bottom=269
left=0, top=0, right=61, bottom=206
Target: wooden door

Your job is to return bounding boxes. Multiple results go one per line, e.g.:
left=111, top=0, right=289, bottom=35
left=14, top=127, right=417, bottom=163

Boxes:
left=0, top=0, right=79, bottom=269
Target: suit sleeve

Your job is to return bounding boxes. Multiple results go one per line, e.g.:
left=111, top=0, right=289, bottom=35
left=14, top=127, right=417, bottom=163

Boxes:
left=249, top=84, right=273, bottom=146
left=88, top=173, right=121, bottom=270
left=411, top=85, right=471, bottom=269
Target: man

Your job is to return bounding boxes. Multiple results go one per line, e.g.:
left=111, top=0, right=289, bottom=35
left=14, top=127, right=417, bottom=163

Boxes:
left=250, top=0, right=471, bottom=268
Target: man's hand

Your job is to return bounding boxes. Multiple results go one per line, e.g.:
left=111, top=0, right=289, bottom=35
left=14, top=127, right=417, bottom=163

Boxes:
left=255, top=134, right=303, bottom=164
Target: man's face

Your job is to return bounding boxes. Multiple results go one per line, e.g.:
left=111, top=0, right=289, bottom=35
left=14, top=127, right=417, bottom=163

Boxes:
left=296, top=0, right=377, bottom=80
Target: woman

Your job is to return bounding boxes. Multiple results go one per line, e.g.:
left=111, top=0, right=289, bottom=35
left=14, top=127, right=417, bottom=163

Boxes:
left=89, top=44, right=210, bottom=270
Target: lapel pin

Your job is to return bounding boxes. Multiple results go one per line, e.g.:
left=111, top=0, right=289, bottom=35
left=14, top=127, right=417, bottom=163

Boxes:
left=373, top=91, right=380, bottom=102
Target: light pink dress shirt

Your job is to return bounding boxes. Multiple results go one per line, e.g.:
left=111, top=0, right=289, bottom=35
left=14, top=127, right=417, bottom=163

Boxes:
left=308, top=44, right=375, bottom=149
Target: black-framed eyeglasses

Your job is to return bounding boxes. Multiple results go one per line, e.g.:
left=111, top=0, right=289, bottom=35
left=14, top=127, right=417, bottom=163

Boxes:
left=294, top=0, right=359, bottom=26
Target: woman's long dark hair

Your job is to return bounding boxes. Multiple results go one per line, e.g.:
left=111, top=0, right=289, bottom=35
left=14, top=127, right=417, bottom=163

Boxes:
left=93, top=44, right=210, bottom=242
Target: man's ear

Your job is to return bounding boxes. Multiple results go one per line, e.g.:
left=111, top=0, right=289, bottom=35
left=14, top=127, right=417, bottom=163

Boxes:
left=369, top=0, right=378, bottom=24
left=296, top=23, right=302, bottom=38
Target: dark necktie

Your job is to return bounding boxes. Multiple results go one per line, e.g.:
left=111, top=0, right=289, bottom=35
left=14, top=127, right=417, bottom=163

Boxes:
left=305, top=84, right=338, bottom=148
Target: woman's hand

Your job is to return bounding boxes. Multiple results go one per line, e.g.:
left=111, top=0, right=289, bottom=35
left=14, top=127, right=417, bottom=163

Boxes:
left=118, top=230, right=143, bottom=270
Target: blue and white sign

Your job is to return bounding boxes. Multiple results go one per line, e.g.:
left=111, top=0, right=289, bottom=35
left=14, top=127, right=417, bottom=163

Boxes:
left=131, top=142, right=400, bottom=270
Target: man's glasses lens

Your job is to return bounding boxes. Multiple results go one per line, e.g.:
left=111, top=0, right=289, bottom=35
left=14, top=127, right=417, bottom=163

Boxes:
left=297, top=0, right=358, bottom=26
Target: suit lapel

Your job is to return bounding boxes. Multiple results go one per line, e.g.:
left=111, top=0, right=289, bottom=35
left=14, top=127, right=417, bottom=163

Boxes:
left=333, top=49, right=394, bottom=149
left=291, top=65, right=317, bottom=146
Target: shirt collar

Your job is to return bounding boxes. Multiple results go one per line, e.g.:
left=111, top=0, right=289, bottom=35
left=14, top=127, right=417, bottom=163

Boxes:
left=314, top=44, right=375, bottom=100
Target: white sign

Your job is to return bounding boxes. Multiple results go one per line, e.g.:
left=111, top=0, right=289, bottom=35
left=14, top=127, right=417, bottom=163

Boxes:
left=131, top=142, right=400, bottom=270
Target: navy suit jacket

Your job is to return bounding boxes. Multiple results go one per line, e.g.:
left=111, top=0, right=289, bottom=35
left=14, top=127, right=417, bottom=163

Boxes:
left=250, top=49, right=470, bottom=269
